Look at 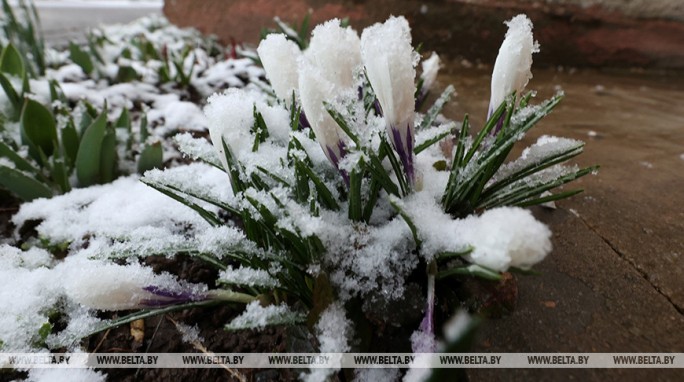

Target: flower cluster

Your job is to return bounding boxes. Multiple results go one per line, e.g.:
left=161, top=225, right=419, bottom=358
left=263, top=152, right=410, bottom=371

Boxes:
left=48, top=14, right=595, bottom=379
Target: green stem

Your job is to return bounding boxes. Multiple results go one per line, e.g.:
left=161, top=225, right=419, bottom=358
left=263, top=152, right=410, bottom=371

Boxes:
left=207, top=289, right=258, bottom=304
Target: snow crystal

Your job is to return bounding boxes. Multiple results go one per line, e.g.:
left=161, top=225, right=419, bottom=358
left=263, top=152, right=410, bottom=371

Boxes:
left=410, top=326, right=436, bottom=354
left=0, top=245, right=53, bottom=269
left=302, top=302, right=353, bottom=382
left=175, top=322, right=204, bottom=344
left=463, top=207, right=552, bottom=271
left=316, top=302, right=352, bottom=353
left=12, top=176, right=213, bottom=245
left=399, top=191, right=551, bottom=271
left=142, top=162, right=233, bottom=205
left=403, top=360, right=432, bottom=382
left=305, top=19, right=361, bottom=90
left=257, top=33, right=302, bottom=102
left=354, top=368, right=401, bottom=382
left=225, top=301, right=303, bottom=330
left=174, top=132, right=222, bottom=167
left=148, top=100, right=207, bottom=134
left=324, top=216, right=417, bottom=301
left=0, top=157, right=16, bottom=169
left=494, top=135, right=583, bottom=181
left=27, top=366, right=106, bottom=382
left=46, top=305, right=104, bottom=349
left=219, top=265, right=279, bottom=288
left=443, top=310, right=472, bottom=343
left=205, top=88, right=281, bottom=168
left=0, top=246, right=60, bottom=351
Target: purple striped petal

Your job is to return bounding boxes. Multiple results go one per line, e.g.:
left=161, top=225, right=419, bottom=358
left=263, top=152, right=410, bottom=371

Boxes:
left=390, top=124, right=415, bottom=184
left=326, top=140, right=350, bottom=185
left=140, top=285, right=206, bottom=307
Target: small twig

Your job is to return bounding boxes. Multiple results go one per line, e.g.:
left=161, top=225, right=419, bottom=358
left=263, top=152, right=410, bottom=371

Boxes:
left=92, top=328, right=111, bottom=353
left=135, top=315, right=165, bottom=379
left=167, top=316, right=247, bottom=382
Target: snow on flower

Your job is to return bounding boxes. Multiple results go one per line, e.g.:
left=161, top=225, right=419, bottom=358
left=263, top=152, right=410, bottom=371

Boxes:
left=257, top=33, right=302, bottom=103
left=298, top=19, right=361, bottom=174
left=205, top=88, right=260, bottom=169
left=61, top=260, right=207, bottom=311
left=488, top=14, right=539, bottom=119
left=298, top=61, right=348, bottom=171
left=304, top=19, right=361, bottom=89
left=361, top=16, right=419, bottom=183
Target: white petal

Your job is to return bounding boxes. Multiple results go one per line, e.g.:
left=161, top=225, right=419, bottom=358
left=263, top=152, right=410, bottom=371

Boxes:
left=489, top=14, right=538, bottom=116
left=257, top=33, right=302, bottom=102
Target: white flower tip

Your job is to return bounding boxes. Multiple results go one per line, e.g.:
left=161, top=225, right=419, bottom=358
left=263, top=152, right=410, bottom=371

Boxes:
left=489, top=14, right=538, bottom=115
left=62, top=261, right=207, bottom=311
left=257, top=33, right=302, bottom=101
left=306, top=19, right=361, bottom=89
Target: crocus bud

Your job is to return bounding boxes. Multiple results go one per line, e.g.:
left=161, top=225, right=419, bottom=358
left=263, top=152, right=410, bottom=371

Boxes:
left=488, top=14, right=538, bottom=119
left=63, top=261, right=207, bottom=311
left=257, top=33, right=302, bottom=104
left=298, top=20, right=361, bottom=175
left=361, top=16, right=418, bottom=183
left=304, top=19, right=361, bottom=90
left=298, top=59, right=347, bottom=170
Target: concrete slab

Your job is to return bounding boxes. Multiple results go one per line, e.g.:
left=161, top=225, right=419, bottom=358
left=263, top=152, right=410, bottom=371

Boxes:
left=437, top=66, right=684, bottom=379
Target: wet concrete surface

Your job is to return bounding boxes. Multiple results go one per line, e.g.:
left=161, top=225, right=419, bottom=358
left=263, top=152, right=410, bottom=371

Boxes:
left=439, top=66, right=684, bottom=380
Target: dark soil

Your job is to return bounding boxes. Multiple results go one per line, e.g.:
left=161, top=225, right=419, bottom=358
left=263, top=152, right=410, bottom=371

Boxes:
left=79, top=255, right=294, bottom=382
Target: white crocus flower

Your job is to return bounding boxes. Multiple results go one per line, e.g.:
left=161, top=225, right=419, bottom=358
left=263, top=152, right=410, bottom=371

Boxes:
left=305, top=19, right=361, bottom=89
left=298, top=19, right=361, bottom=174
left=257, top=33, right=302, bottom=104
left=62, top=261, right=207, bottom=311
left=298, top=60, right=348, bottom=171
left=488, top=14, right=538, bottom=119
left=361, top=16, right=418, bottom=183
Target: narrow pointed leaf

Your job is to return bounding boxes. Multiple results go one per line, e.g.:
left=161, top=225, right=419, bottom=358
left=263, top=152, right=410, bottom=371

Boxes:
left=0, top=43, right=24, bottom=78
left=99, top=126, right=118, bottom=183
left=75, top=107, right=107, bottom=186
left=0, top=165, right=52, bottom=201
left=20, top=98, right=57, bottom=159
left=69, top=42, right=94, bottom=74
left=137, top=142, right=164, bottom=174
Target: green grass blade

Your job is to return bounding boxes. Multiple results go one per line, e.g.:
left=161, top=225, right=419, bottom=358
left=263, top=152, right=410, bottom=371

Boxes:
left=419, top=85, right=455, bottom=130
